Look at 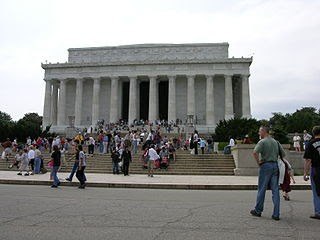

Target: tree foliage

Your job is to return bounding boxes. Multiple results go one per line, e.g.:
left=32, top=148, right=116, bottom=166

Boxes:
left=0, top=112, right=43, bottom=142
left=213, top=118, right=261, bottom=143
left=270, top=107, right=320, bottom=133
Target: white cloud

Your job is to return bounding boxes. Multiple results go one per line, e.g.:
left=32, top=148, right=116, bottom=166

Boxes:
left=0, top=0, right=319, bottom=120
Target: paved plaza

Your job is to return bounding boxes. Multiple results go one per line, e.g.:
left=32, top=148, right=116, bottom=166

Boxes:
left=0, top=171, right=310, bottom=190
left=0, top=184, right=319, bottom=240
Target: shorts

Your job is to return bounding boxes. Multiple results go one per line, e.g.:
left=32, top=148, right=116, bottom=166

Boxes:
left=148, top=160, right=155, bottom=169
left=4, top=148, right=12, bottom=155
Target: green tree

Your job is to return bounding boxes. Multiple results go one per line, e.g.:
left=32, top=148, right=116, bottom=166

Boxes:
left=0, top=111, right=12, bottom=122
left=286, top=107, right=320, bottom=133
left=13, top=113, right=43, bottom=141
left=213, top=118, right=261, bottom=143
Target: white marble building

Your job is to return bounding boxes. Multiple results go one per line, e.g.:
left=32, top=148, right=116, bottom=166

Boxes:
left=42, top=43, right=252, bottom=133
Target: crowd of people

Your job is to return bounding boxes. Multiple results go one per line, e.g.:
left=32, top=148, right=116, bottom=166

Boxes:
left=1, top=125, right=320, bottom=220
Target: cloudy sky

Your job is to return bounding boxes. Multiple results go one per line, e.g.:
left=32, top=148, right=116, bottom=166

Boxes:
left=0, top=0, right=319, bottom=121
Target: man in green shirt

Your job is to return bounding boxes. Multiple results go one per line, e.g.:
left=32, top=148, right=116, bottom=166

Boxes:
left=250, top=126, right=285, bottom=220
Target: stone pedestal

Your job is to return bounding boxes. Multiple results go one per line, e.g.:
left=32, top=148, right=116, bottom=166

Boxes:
left=232, top=144, right=290, bottom=176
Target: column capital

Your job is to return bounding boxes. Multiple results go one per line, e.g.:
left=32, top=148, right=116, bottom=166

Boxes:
left=59, top=78, right=69, bottom=84
left=149, top=75, right=157, bottom=80
left=93, top=77, right=101, bottom=84
left=167, top=75, right=176, bottom=81
left=128, top=76, right=138, bottom=80
left=224, top=74, right=233, bottom=79
left=205, top=74, right=216, bottom=80
left=187, top=75, right=195, bottom=80
left=110, top=76, right=119, bottom=81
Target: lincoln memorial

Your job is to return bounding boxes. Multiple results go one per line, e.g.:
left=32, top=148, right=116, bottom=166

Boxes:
left=41, top=43, right=252, bottom=133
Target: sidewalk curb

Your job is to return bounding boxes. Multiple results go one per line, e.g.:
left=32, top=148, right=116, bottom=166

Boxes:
left=0, top=179, right=311, bottom=190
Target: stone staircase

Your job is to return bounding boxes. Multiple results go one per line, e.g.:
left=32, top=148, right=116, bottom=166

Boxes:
left=0, top=151, right=235, bottom=175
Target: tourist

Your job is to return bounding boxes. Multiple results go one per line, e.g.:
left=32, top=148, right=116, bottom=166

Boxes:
left=303, top=130, right=312, bottom=150
left=293, top=133, right=301, bottom=152
left=50, top=145, right=61, bottom=188
left=224, top=136, right=235, bottom=154
left=102, top=133, right=109, bottom=154
left=193, top=130, right=199, bottom=155
left=148, top=144, right=160, bottom=177
left=199, top=138, right=206, bottom=154
left=27, top=146, right=35, bottom=175
left=75, top=132, right=84, bottom=145
left=88, top=136, right=95, bottom=155
left=48, top=136, right=53, bottom=153
left=65, top=140, right=80, bottom=182
left=17, top=149, right=30, bottom=176
left=132, top=131, right=139, bottom=154
left=59, top=145, right=67, bottom=170
left=303, top=125, right=320, bottom=220
left=111, top=148, right=120, bottom=174
left=34, top=146, right=42, bottom=174
left=243, top=134, right=252, bottom=144
left=26, top=136, right=32, bottom=146
left=76, top=145, right=87, bottom=189
left=9, top=150, right=21, bottom=169
left=168, top=143, right=176, bottom=162
left=146, top=130, right=154, bottom=145
left=98, top=131, right=104, bottom=153
left=207, top=137, right=213, bottom=153
left=250, top=126, right=285, bottom=221
left=1, top=138, right=12, bottom=161
left=121, top=145, right=132, bottom=176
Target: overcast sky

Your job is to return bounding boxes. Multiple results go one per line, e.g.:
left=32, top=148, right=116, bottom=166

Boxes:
left=0, top=0, right=319, bottom=121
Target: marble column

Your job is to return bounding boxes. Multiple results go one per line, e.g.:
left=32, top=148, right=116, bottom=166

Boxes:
left=51, top=82, right=58, bottom=126
left=57, top=79, right=67, bottom=126
left=241, top=74, right=252, bottom=119
left=92, top=78, right=101, bottom=126
left=206, top=75, right=215, bottom=125
left=224, top=74, right=234, bottom=120
left=168, top=76, right=176, bottom=123
left=110, top=77, right=119, bottom=123
left=42, top=79, right=52, bottom=129
left=148, top=76, right=157, bottom=123
left=128, top=76, right=138, bottom=124
left=74, top=79, right=84, bottom=127
left=187, top=75, right=195, bottom=116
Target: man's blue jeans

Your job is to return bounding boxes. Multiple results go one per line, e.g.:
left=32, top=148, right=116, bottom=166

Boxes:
left=68, top=161, right=79, bottom=180
left=310, top=167, right=320, bottom=215
left=34, top=157, right=41, bottom=174
left=255, top=161, right=280, bottom=217
left=133, top=141, right=138, bottom=154
left=112, top=162, right=119, bottom=174
left=51, top=166, right=60, bottom=186
left=99, top=142, right=104, bottom=153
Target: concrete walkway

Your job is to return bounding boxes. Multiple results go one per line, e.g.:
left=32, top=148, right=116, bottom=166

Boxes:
left=0, top=171, right=311, bottom=190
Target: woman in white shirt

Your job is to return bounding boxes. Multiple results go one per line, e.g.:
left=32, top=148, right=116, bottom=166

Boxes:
left=147, top=145, right=160, bottom=177
left=293, top=133, right=301, bottom=152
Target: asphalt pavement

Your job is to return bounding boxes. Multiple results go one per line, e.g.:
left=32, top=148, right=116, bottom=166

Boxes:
left=0, top=184, right=319, bottom=240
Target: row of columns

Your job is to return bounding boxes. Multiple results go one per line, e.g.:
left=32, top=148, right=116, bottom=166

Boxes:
left=42, top=74, right=251, bottom=128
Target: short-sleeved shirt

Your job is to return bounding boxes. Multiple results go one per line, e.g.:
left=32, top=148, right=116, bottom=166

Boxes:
left=79, top=151, right=86, bottom=167
left=303, top=138, right=320, bottom=168
left=254, top=137, right=286, bottom=163
left=51, top=151, right=61, bottom=167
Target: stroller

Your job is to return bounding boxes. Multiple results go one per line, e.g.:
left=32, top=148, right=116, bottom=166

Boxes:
left=160, top=157, right=169, bottom=169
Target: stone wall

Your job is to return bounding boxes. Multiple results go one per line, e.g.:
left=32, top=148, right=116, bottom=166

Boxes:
left=232, top=144, right=304, bottom=176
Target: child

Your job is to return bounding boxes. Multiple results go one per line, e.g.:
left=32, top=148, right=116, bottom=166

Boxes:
left=17, top=149, right=30, bottom=176
left=9, top=151, right=22, bottom=169
left=280, top=159, right=296, bottom=201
